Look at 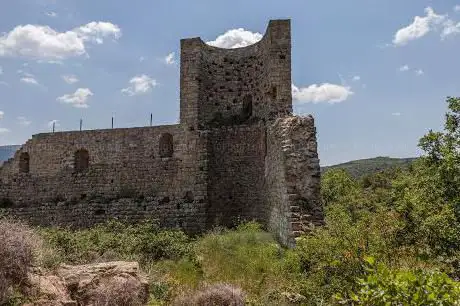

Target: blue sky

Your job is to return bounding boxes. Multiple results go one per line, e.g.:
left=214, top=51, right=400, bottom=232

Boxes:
left=1, top=0, right=460, bottom=165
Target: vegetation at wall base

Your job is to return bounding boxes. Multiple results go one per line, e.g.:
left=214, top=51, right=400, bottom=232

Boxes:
left=3, top=97, right=460, bottom=304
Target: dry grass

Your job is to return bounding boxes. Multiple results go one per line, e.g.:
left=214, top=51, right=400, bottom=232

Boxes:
left=90, top=276, right=146, bottom=306
left=0, top=218, right=40, bottom=303
left=173, top=283, right=246, bottom=306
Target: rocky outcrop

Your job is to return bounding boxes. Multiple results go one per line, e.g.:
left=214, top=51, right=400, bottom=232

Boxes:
left=25, top=261, right=148, bottom=306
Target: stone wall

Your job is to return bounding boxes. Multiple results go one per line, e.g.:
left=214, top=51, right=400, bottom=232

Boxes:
left=265, top=116, right=323, bottom=246
left=206, top=123, right=266, bottom=228
left=0, top=125, right=209, bottom=234
left=0, top=19, right=323, bottom=246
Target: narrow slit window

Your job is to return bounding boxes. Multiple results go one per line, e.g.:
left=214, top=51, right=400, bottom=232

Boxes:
left=74, top=149, right=89, bottom=172
left=159, top=133, right=174, bottom=158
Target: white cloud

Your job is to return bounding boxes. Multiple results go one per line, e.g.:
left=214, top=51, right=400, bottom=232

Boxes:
left=441, top=19, right=460, bottom=38
left=45, top=11, right=57, bottom=18
left=0, top=111, right=8, bottom=134
left=18, top=71, right=34, bottom=77
left=0, top=81, right=8, bottom=86
left=0, top=66, right=3, bottom=75
left=164, top=52, right=175, bottom=65
left=454, top=5, right=460, bottom=12
left=139, top=56, right=145, bottom=62
left=121, top=74, right=157, bottom=96
left=0, top=111, right=7, bottom=134
left=37, top=59, right=63, bottom=65
left=57, top=88, right=93, bottom=108
left=292, top=83, right=353, bottom=104
left=0, top=21, right=121, bottom=60
left=399, top=65, right=409, bottom=71
left=207, top=28, right=263, bottom=48
left=62, top=75, right=79, bottom=84
left=20, top=76, right=39, bottom=85
left=392, top=112, right=401, bottom=116
left=398, top=65, right=424, bottom=75
left=76, top=21, right=122, bottom=44
left=352, top=75, right=361, bottom=81
left=393, top=7, right=446, bottom=46
left=17, top=116, right=31, bottom=126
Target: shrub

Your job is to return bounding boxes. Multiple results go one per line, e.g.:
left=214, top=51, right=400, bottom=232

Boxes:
left=291, top=168, right=409, bottom=303
left=337, top=257, right=460, bottom=305
left=0, top=218, right=40, bottom=303
left=90, top=276, right=146, bottom=306
left=39, top=220, right=192, bottom=265
left=173, top=283, right=245, bottom=306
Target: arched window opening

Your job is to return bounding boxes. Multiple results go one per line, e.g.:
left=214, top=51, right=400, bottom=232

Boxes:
left=74, top=149, right=89, bottom=172
left=19, top=152, right=30, bottom=173
left=241, top=95, right=253, bottom=121
left=159, top=133, right=174, bottom=158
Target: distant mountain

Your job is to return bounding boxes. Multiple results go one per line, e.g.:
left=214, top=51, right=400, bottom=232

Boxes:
left=321, top=156, right=418, bottom=179
left=0, top=145, right=21, bottom=165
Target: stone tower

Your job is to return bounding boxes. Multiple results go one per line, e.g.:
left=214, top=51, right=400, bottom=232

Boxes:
left=180, top=20, right=292, bottom=130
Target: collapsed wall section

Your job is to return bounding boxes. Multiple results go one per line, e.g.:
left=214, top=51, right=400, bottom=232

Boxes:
left=265, top=115, right=323, bottom=246
left=0, top=126, right=208, bottom=233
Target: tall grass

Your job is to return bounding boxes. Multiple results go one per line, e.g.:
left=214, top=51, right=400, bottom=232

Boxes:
left=148, top=222, right=304, bottom=304
left=39, top=220, right=192, bottom=265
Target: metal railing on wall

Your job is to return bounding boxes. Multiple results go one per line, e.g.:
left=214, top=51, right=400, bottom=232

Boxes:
left=49, top=113, right=156, bottom=133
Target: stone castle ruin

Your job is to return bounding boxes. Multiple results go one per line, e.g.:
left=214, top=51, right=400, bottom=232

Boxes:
left=0, top=20, right=322, bottom=246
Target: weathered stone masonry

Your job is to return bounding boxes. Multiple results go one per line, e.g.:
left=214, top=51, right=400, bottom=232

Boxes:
left=0, top=19, right=322, bottom=246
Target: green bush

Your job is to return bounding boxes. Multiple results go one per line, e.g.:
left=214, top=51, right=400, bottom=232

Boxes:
left=39, top=220, right=192, bottom=265
left=337, top=257, right=460, bottom=305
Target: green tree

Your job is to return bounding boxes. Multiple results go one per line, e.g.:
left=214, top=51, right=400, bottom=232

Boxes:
left=338, top=257, right=460, bottom=306
left=419, top=96, right=460, bottom=206
left=392, top=97, right=460, bottom=257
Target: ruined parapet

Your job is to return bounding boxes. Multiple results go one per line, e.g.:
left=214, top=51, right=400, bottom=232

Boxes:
left=265, top=115, right=323, bottom=247
left=180, top=20, right=292, bottom=130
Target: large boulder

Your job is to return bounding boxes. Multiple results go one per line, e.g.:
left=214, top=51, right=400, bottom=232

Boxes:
left=25, top=261, right=148, bottom=306
left=25, top=268, right=75, bottom=306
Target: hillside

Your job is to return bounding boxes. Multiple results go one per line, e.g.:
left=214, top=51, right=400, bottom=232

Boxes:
left=321, top=156, right=418, bottom=178
left=0, top=145, right=20, bottom=164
